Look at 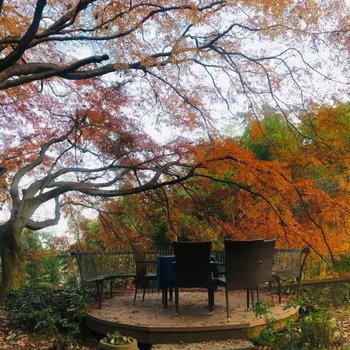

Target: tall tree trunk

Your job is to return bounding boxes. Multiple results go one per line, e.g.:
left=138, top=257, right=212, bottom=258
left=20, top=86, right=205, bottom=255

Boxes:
left=0, top=221, right=22, bottom=300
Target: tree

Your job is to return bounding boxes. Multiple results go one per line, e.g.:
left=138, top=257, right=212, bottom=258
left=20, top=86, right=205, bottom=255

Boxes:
left=0, top=0, right=349, bottom=297
left=89, top=104, right=350, bottom=260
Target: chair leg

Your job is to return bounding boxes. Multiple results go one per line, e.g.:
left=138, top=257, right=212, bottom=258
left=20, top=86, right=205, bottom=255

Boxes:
left=208, top=287, right=214, bottom=315
left=225, top=287, right=230, bottom=319
left=96, top=280, right=103, bottom=309
left=296, top=277, right=302, bottom=298
left=175, top=286, right=179, bottom=316
left=109, top=280, right=113, bottom=298
left=277, top=278, right=282, bottom=303
left=162, top=287, right=168, bottom=307
left=268, top=282, right=275, bottom=305
left=142, top=284, right=147, bottom=301
left=133, top=279, right=138, bottom=306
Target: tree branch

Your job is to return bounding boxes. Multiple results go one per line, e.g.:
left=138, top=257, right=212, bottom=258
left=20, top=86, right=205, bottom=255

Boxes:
left=0, top=0, right=47, bottom=72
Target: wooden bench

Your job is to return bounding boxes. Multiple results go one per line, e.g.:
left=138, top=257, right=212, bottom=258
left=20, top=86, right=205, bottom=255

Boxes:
left=72, top=251, right=137, bottom=308
left=272, top=247, right=310, bottom=303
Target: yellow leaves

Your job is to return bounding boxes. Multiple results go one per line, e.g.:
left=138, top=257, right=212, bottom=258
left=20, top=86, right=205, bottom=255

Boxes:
left=1, top=16, right=22, bottom=37
left=139, top=56, right=159, bottom=69
left=113, top=63, right=129, bottom=71
left=249, top=120, right=265, bottom=142
left=0, top=4, right=31, bottom=37
left=227, top=0, right=293, bottom=19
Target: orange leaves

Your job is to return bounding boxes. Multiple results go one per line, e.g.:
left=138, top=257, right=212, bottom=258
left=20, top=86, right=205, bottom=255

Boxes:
left=188, top=132, right=350, bottom=257
left=249, top=120, right=265, bottom=142
left=228, top=0, right=292, bottom=21
left=194, top=138, right=291, bottom=189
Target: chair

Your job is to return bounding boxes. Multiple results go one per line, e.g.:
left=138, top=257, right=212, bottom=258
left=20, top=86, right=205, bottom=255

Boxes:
left=272, top=247, right=310, bottom=303
left=173, top=241, right=215, bottom=316
left=256, top=239, right=277, bottom=303
left=131, top=243, right=158, bottom=305
left=214, top=239, right=264, bottom=318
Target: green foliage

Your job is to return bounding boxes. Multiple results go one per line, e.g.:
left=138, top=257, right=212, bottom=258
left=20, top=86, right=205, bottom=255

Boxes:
left=254, top=309, right=337, bottom=349
left=333, top=254, right=350, bottom=273
left=101, top=331, right=134, bottom=345
left=302, top=283, right=350, bottom=308
left=254, top=300, right=272, bottom=317
left=25, top=254, right=63, bottom=286
left=21, top=230, right=77, bottom=287
left=22, top=230, right=43, bottom=251
left=240, top=108, right=300, bottom=161
left=5, top=287, right=89, bottom=335
left=253, top=289, right=342, bottom=349
left=151, top=219, right=171, bottom=250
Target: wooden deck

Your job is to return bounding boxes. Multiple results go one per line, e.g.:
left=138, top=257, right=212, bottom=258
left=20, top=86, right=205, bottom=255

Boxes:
left=85, top=289, right=298, bottom=347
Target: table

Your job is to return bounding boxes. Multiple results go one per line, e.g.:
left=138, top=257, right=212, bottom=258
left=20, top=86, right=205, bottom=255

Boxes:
left=158, top=255, right=175, bottom=307
left=157, top=255, right=219, bottom=307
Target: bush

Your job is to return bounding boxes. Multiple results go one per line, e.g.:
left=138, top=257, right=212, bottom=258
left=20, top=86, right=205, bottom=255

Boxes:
left=5, top=286, right=89, bottom=335
left=302, top=283, right=350, bottom=308
left=253, top=300, right=338, bottom=350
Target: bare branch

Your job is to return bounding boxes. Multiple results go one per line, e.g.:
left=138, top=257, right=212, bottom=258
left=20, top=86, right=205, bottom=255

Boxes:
left=0, top=0, right=46, bottom=72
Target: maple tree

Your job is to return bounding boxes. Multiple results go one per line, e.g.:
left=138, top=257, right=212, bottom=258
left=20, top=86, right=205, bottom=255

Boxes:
left=0, top=0, right=349, bottom=298
left=90, top=104, right=350, bottom=263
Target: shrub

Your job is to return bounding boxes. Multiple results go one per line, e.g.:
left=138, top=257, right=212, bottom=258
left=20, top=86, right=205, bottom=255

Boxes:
left=253, top=298, right=338, bottom=349
left=101, top=331, right=134, bottom=345
left=5, top=286, right=89, bottom=335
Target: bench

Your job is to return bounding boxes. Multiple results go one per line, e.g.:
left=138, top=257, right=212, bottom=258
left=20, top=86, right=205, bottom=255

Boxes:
left=72, top=251, right=136, bottom=308
left=272, top=247, right=310, bottom=303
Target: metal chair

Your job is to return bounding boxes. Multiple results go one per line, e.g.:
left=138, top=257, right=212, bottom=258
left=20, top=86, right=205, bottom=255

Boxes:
left=214, top=239, right=264, bottom=318
left=131, top=243, right=158, bottom=305
left=173, top=241, right=215, bottom=316
left=272, top=247, right=310, bottom=303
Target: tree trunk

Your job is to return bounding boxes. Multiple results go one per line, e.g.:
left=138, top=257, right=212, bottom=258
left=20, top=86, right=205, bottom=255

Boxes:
left=0, top=221, right=22, bottom=300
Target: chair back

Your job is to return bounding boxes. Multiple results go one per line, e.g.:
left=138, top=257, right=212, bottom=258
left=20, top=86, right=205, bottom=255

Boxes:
left=131, top=242, right=147, bottom=276
left=224, top=239, right=264, bottom=290
left=257, top=239, right=277, bottom=284
left=272, top=247, right=310, bottom=279
left=173, top=241, right=212, bottom=288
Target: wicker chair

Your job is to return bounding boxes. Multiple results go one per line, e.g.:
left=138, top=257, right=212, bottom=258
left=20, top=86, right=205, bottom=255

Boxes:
left=173, top=241, right=215, bottom=316
left=256, top=239, right=277, bottom=302
left=131, top=243, right=158, bottom=305
left=215, top=239, right=264, bottom=318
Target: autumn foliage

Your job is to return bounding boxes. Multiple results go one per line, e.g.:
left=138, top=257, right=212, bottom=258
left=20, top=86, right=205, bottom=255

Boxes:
left=0, top=0, right=350, bottom=296
left=81, top=105, right=350, bottom=263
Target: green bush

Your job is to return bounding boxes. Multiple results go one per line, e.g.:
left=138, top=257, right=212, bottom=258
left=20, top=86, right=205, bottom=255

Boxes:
left=5, top=286, right=89, bottom=335
left=302, top=283, right=350, bottom=308
left=253, top=297, right=338, bottom=350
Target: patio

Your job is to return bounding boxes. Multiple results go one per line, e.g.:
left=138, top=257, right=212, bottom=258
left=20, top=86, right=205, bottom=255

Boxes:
left=85, top=288, right=298, bottom=348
